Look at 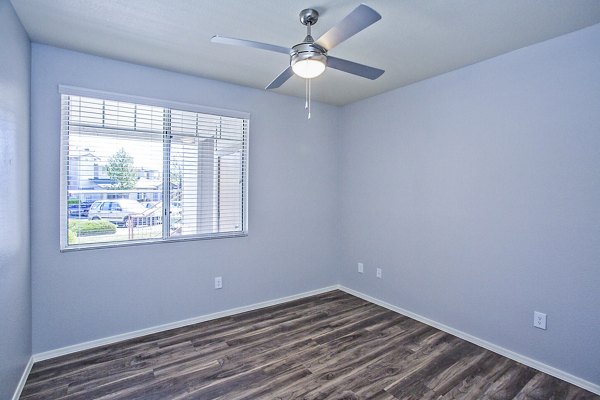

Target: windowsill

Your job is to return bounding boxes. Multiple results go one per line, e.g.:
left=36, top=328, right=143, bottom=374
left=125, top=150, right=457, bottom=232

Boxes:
left=60, top=231, right=248, bottom=252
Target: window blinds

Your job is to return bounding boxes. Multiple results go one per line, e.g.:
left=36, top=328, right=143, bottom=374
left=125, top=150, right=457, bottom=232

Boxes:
left=60, top=90, right=248, bottom=249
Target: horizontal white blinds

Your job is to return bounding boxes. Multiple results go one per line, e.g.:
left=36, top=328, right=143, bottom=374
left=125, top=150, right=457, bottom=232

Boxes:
left=61, top=93, right=248, bottom=249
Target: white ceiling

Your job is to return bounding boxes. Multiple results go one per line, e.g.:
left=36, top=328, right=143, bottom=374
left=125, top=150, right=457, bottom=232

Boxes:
left=11, top=0, right=600, bottom=106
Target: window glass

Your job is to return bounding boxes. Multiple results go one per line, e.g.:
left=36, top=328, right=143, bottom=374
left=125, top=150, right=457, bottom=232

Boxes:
left=61, top=92, right=248, bottom=249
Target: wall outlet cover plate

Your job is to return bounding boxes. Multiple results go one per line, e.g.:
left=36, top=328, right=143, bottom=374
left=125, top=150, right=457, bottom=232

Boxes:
left=533, top=311, right=546, bottom=330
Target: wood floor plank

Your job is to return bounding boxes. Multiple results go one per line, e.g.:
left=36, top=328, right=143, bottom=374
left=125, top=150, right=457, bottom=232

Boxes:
left=480, top=363, right=538, bottom=400
left=217, top=363, right=313, bottom=400
left=422, top=349, right=494, bottom=397
left=20, top=384, right=68, bottom=400
left=290, top=329, right=419, bottom=398
left=513, top=371, right=571, bottom=400
left=385, top=339, right=483, bottom=399
left=438, top=356, right=515, bottom=399
left=20, top=290, right=600, bottom=400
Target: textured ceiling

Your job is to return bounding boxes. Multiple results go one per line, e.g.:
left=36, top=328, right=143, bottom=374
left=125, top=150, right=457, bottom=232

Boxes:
left=10, top=0, right=600, bottom=105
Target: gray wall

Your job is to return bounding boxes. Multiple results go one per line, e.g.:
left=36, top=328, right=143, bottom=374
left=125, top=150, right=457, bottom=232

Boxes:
left=0, top=0, right=31, bottom=397
left=339, top=23, right=600, bottom=384
left=31, top=44, right=340, bottom=352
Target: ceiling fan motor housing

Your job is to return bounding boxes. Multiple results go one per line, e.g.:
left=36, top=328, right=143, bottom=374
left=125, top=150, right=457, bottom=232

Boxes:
left=291, top=42, right=327, bottom=66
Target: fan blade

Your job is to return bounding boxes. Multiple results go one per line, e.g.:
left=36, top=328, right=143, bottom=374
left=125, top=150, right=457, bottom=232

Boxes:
left=315, top=4, right=381, bottom=51
left=211, top=36, right=290, bottom=55
left=327, top=56, right=384, bottom=80
left=266, top=66, right=295, bottom=89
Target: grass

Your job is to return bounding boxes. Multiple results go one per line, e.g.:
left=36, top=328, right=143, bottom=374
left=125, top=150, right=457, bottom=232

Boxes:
left=72, top=225, right=163, bottom=244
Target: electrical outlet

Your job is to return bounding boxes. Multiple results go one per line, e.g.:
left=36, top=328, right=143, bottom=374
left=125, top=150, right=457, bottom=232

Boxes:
left=358, top=262, right=364, bottom=273
left=214, top=276, right=223, bottom=289
left=533, top=311, right=546, bottom=330
left=376, top=268, right=382, bottom=279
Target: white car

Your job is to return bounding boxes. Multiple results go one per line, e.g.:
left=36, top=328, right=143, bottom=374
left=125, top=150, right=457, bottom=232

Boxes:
left=88, top=199, right=161, bottom=227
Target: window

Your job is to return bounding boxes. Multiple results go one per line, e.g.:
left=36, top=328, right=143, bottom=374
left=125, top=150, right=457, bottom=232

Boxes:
left=60, top=87, right=249, bottom=250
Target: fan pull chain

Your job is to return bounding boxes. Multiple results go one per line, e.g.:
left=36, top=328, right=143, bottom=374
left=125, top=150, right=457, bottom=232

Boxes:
left=305, top=78, right=309, bottom=109
left=304, top=78, right=312, bottom=119
left=308, top=78, right=312, bottom=119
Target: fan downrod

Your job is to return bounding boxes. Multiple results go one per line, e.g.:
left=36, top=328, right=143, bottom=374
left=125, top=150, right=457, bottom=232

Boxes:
left=299, top=9, right=319, bottom=26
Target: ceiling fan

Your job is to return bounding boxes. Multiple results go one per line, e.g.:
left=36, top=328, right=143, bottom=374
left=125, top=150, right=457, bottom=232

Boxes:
left=210, top=4, right=385, bottom=91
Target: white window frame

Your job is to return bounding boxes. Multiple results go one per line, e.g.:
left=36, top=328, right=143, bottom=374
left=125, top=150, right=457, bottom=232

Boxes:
left=59, top=85, right=249, bottom=251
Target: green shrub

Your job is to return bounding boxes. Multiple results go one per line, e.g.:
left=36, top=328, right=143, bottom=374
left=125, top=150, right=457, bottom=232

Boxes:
left=68, top=229, right=77, bottom=244
left=69, top=220, right=117, bottom=237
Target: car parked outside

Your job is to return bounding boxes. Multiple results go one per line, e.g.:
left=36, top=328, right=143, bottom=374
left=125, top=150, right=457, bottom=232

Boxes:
left=68, top=200, right=95, bottom=218
left=141, top=201, right=181, bottom=220
left=88, top=199, right=161, bottom=227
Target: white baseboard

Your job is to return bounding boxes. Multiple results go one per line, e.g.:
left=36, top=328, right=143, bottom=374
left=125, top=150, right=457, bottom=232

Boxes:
left=12, top=356, right=33, bottom=400
left=26, top=284, right=599, bottom=396
left=338, top=285, right=600, bottom=396
left=33, top=285, right=339, bottom=362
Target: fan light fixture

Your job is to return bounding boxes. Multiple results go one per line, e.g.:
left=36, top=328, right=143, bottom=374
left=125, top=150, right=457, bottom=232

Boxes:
left=291, top=54, right=326, bottom=79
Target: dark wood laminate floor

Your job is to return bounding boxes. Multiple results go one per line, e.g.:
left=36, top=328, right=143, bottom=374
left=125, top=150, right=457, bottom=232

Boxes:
left=21, top=290, right=599, bottom=400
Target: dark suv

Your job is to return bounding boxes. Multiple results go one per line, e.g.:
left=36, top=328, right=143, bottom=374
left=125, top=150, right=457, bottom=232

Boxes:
left=68, top=200, right=95, bottom=218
